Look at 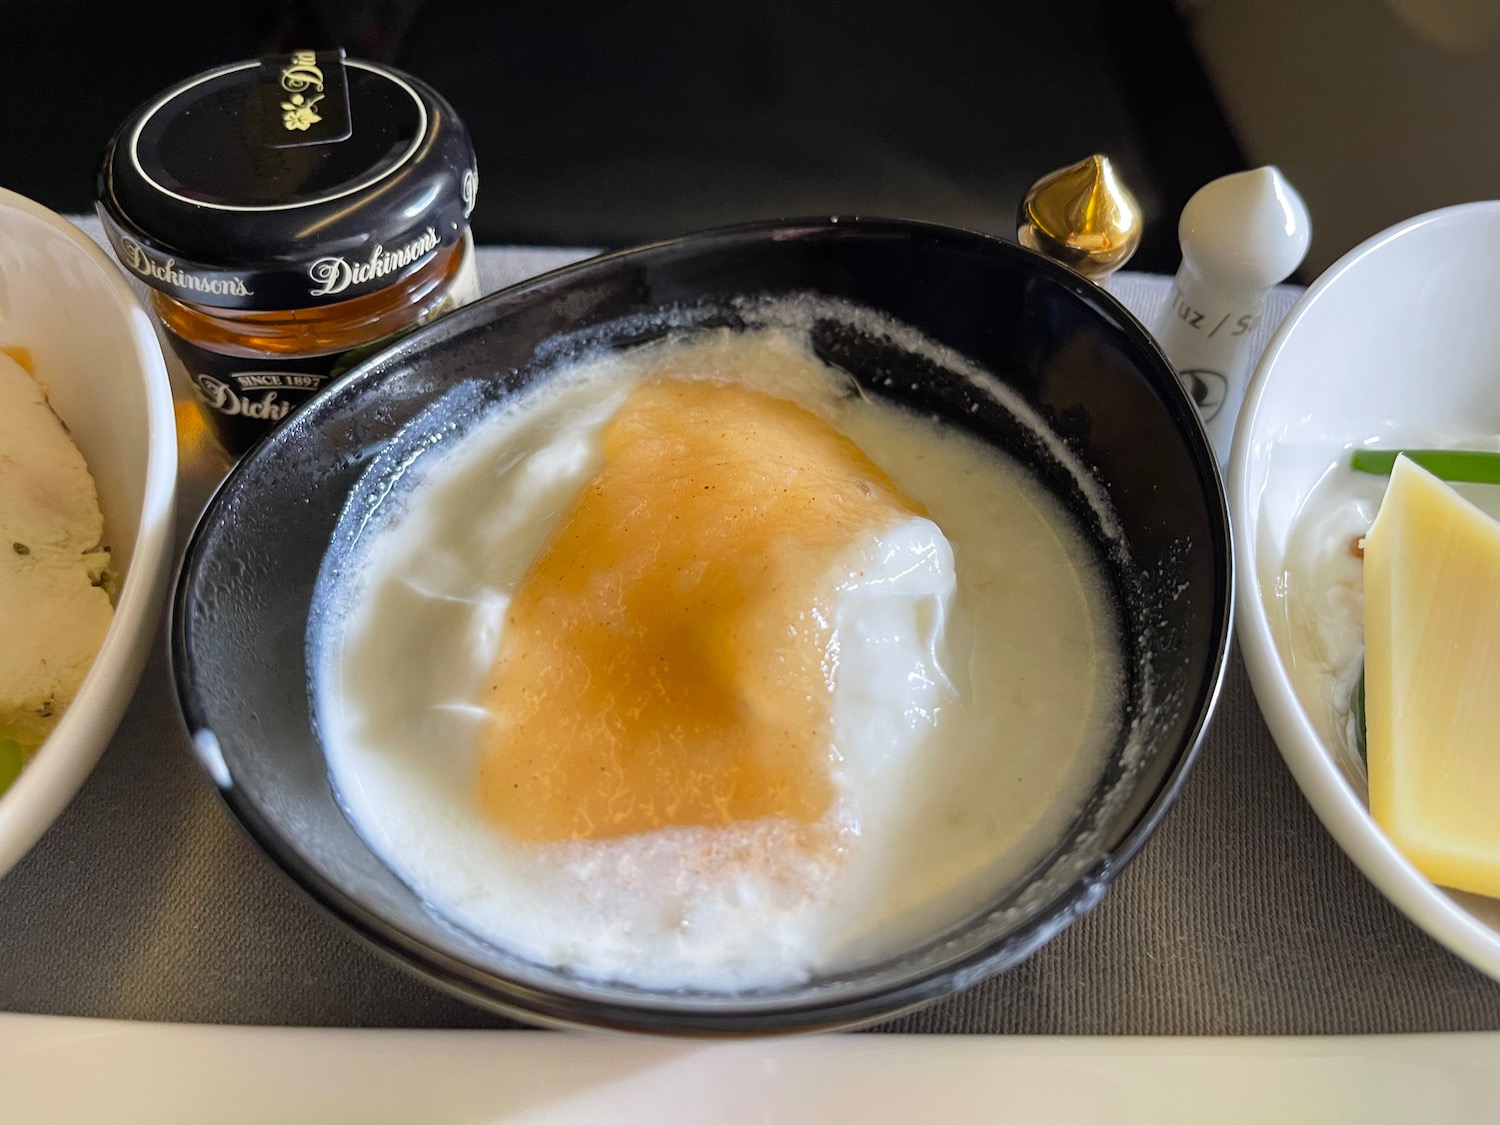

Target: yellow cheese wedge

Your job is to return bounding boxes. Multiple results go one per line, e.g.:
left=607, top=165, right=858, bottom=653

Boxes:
left=1364, top=455, right=1500, bottom=897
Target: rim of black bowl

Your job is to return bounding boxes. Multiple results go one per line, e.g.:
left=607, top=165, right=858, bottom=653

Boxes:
left=172, top=215, right=1234, bottom=1036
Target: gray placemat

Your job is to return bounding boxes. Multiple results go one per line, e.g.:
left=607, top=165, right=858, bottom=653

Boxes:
left=3, top=226, right=1499, bottom=1035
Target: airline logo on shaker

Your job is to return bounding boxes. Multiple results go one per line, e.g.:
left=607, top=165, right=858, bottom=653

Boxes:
left=307, top=227, right=441, bottom=297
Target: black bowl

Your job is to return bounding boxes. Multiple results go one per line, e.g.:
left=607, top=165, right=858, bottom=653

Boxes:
left=173, top=217, right=1232, bottom=1034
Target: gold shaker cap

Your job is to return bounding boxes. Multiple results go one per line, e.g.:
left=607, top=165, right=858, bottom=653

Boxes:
left=1016, top=154, right=1143, bottom=283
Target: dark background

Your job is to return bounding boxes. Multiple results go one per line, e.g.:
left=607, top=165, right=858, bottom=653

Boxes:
left=0, top=0, right=1244, bottom=271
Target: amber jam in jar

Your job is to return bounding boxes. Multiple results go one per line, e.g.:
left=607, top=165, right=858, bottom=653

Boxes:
left=97, top=50, right=479, bottom=455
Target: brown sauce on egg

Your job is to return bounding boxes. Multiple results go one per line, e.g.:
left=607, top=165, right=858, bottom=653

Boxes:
left=476, top=379, right=923, bottom=842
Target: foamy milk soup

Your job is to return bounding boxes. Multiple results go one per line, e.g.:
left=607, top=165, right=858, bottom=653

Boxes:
left=312, top=313, right=1124, bottom=991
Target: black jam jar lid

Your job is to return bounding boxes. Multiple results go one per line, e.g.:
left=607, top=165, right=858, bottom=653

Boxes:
left=97, top=51, right=477, bottom=311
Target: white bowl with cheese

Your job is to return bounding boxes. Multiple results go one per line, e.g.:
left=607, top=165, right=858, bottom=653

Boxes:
left=1230, top=200, right=1500, bottom=981
left=0, top=189, right=176, bottom=877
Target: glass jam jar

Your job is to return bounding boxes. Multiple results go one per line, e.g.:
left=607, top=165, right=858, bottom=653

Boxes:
left=97, top=50, right=479, bottom=456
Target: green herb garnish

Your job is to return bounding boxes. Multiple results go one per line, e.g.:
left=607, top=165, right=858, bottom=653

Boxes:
left=12, top=542, right=28, bottom=556
left=0, top=738, right=22, bottom=797
left=1350, top=448, right=1500, bottom=484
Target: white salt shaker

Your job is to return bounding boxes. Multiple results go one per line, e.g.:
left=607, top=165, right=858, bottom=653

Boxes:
left=1154, top=166, right=1310, bottom=466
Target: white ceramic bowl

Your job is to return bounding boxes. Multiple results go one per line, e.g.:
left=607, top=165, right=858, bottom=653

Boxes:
left=1231, top=200, right=1500, bottom=980
left=0, top=189, right=176, bottom=877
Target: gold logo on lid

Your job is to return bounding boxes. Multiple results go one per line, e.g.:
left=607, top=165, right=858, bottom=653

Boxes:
left=279, top=51, right=325, bottom=131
